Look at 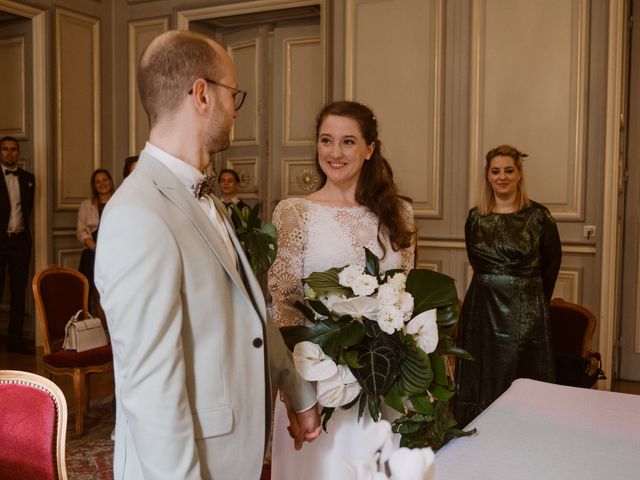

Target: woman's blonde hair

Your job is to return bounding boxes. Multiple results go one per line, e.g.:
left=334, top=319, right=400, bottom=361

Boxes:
left=478, top=144, right=530, bottom=216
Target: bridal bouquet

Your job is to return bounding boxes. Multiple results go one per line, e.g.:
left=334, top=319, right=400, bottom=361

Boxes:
left=282, top=248, right=475, bottom=450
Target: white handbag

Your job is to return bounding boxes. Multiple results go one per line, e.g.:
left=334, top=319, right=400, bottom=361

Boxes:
left=62, top=309, right=108, bottom=352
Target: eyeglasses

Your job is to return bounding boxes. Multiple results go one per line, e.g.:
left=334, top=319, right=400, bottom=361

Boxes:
left=188, top=78, right=247, bottom=111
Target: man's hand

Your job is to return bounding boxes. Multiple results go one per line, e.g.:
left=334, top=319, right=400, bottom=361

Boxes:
left=283, top=395, right=321, bottom=450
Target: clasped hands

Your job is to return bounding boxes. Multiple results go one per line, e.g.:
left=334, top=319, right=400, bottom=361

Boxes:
left=281, top=393, right=321, bottom=450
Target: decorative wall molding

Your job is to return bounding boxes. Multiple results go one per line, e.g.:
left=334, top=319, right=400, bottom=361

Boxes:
left=283, top=36, right=321, bottom=146
left=469, top=0, right=589, bottom=220
left=228, top=39, right=259, bottom=146
left=0, top=36, right=26, bottom=138
left=283, top=158, right=320, bottom=197
left=176, top=0, right=327, bottom=105
left=555, top=269, right=581, bottom=303
left=55, top=8, right=101, bottom=210
left=56, top=248, right=83, bottom=270
left=418, top=261, right=440, bottom=272
left=226, top=157, right=259, bottom=197
left=128, top=17, right=168, bottom=155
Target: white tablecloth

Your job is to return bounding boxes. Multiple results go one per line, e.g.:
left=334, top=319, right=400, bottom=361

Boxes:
left=436, top=378, right=640, bottom=480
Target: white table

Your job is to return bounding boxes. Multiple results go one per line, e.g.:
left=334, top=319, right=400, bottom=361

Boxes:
left=436, top=378, right=640, bottom=480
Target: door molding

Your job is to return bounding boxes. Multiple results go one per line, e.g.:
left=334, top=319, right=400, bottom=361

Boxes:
left=600, top=0, right=627, bottom=390
left=176, top=0, right=327, bottom=103
left=0, top=0, right=47, bottom=345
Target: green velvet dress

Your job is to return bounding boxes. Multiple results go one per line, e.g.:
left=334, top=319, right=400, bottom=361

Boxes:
left=454, top=201, right=562, bottom=427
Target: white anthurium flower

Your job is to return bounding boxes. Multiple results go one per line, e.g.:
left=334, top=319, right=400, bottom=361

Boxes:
left=332, top=296, right=380, bottom=321
left=387, top=272, right=407, bottom=292
left=388, top=447, right=435, bottom=480
left=339, top=264, right=365, bottom=288
left=292, top=341, right=337, bottom=381
left=360, top=420, right=395, bottom=463
left=317, top=365, right=362, bottom=408
left=320, top=292, right=349, bottom=310
left=404, top=309, right=438, bottom=354
left=351, top=274, right=379, bottom=297
left=345, top=457, right=387, bottom=480
left=376, top=305, right=406, bottom=334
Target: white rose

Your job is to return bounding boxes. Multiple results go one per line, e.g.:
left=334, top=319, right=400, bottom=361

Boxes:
left=396, top=291, right=414, bottom=317
left=376, top=305, right=405, bottom=334
left=351, top=274, right=379, bottom=297
left=339, top=264, right=365, bottom=288
left=376, top=283, right=398, bottom=306
left=387, top=272, right=407, bottom=292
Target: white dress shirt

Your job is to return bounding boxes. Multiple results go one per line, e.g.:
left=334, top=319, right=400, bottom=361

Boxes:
left=143, top=142, right=237, bottom=265
left=2, top=167, right=24, bottom=233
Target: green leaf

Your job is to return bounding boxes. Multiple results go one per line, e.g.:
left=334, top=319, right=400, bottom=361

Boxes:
left=441, top=345, right=474, bottom=361
left=436, top=304, right=458, bottom=329
left=247, top=202, right=260, bottom=230
left=283, top=318, right=364, bottom=359
left=321, top=407, right=335, bottom=432
left=304, top=268, right=352, bottom=296
left=293, top=300, right=316, bottom=323
left=406, top=269, right=459, bottom=315
left=430, top=353, right=448, bottom=386
left=260, top=222, right=277, bottom=239
left=339, top=349, right=362, bottom=368
left=383, top=383, right=406, bottom=414
left=409, top=393, right=435, bottom=415
left=364, top=247, right=380, bottom=277
left=429, top=383, right=455, bottom=402
left=397, top=334, right=433, bottom=396
left=307, top=299, right=333, bottom=318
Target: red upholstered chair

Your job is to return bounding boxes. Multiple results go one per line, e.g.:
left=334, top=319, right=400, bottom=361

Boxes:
left=549, top=298, right=605, bottom=387
left=32, top=266, right=113, bottom=435
left=0, top=370, right=68, bottom=480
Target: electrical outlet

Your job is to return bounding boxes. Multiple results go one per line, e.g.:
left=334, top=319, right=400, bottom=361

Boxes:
left=583, top=225, right=596, bottom=239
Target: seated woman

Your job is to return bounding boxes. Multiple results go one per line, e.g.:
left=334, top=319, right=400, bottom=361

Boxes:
left=77, top=168, right=114, bottom=317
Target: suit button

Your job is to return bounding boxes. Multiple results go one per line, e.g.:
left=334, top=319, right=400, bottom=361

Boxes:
left=253, top=338, right=263, bottom=348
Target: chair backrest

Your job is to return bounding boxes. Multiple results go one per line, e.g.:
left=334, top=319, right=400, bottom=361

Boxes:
left=549, top=297, right=596, bottom=358
left=33, top=266, right=89, bottom=355
left=0, top=370, right=68, bottom=480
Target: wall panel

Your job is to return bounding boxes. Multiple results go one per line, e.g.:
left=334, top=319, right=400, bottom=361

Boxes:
left=345, top=0, right=443, bottom=217
left=0, top=36, right=26, bottom=138
left=55, top=8, right=101, bottom=209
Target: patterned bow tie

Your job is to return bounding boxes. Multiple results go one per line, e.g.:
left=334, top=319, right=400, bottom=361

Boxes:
left=4, top=169, right=18, bottom=176
left=194, top=179, right=212, bottom=200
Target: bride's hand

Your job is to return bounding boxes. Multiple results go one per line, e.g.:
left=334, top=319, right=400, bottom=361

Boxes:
left=282, top=393, right=321, bottom=450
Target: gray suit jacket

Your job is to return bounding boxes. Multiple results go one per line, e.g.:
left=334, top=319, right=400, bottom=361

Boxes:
left=95, top=152, right=315, bottom=479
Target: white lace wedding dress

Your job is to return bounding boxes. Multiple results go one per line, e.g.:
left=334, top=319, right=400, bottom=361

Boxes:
left=268, top=198, right=415, bottom=480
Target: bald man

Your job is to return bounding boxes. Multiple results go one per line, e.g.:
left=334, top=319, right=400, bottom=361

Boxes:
left=95, top=30, right=319, bottom=479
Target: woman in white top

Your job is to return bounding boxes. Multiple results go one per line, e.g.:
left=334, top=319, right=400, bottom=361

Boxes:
left=77, top=168, right=114, bottom=315
left=268, top=101, right=415, bottom=479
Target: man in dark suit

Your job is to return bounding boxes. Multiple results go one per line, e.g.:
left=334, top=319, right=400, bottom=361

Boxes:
left=0, top=136, right=35, bottom=354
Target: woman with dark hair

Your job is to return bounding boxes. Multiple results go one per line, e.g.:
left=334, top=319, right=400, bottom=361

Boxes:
left=454, top=145, right=562, bottom=428
left=77, top=168, right=114, bottom=315
left=268, top=101, right=415, bottom=479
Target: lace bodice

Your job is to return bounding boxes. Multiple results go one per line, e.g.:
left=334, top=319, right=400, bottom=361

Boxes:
left=268, top=198, right=415, bottom=327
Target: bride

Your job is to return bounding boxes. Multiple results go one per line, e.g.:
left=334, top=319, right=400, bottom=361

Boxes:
left=268, top=101, right=416, bottom=479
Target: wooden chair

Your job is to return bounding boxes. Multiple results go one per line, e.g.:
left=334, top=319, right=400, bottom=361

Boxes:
left=549, top=298, right=605, bottom=387
left=0, top=370, right=68, bottom=480
left=32, top=266, right=113, bottom=434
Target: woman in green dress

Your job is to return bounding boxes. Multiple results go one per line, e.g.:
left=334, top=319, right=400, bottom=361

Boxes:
left=455, top=145, right=562, bottom=428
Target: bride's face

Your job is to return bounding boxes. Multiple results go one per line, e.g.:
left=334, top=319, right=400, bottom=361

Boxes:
left=317, top=115, right=375, bottom=188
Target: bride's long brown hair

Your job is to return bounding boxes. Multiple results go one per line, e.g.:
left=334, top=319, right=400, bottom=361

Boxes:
left=314, top=101, right=415, bottom=255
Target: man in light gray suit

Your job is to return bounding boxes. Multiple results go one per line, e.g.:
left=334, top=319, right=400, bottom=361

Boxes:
left=95, top=30, right=320, bottom=479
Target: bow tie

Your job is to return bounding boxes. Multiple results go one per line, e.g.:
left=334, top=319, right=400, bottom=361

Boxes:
left=4, top=169, right=18, bottom=176
left=194, top=179, right=212, bottom=200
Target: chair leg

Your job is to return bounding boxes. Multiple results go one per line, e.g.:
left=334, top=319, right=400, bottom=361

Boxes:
left=85, top=374, right=91, bottom=413
left=73, top=369, right=85, bottom=435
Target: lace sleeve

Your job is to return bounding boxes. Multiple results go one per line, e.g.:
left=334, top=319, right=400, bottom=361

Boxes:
left=400, top=200, right=416, bottom=270
left=268, top=199, right=308, bottom=327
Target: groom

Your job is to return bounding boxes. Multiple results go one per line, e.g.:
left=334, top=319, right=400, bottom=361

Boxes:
left=95, top=30, right=319, bottom=479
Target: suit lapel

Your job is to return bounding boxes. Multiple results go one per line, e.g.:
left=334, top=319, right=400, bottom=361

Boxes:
left=138, top=153, right=251, bottom=301
left=211, top=195, right=267, bottom=321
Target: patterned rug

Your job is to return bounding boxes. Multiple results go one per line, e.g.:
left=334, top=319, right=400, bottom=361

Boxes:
left=66, top=403, right=114, bottom=480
